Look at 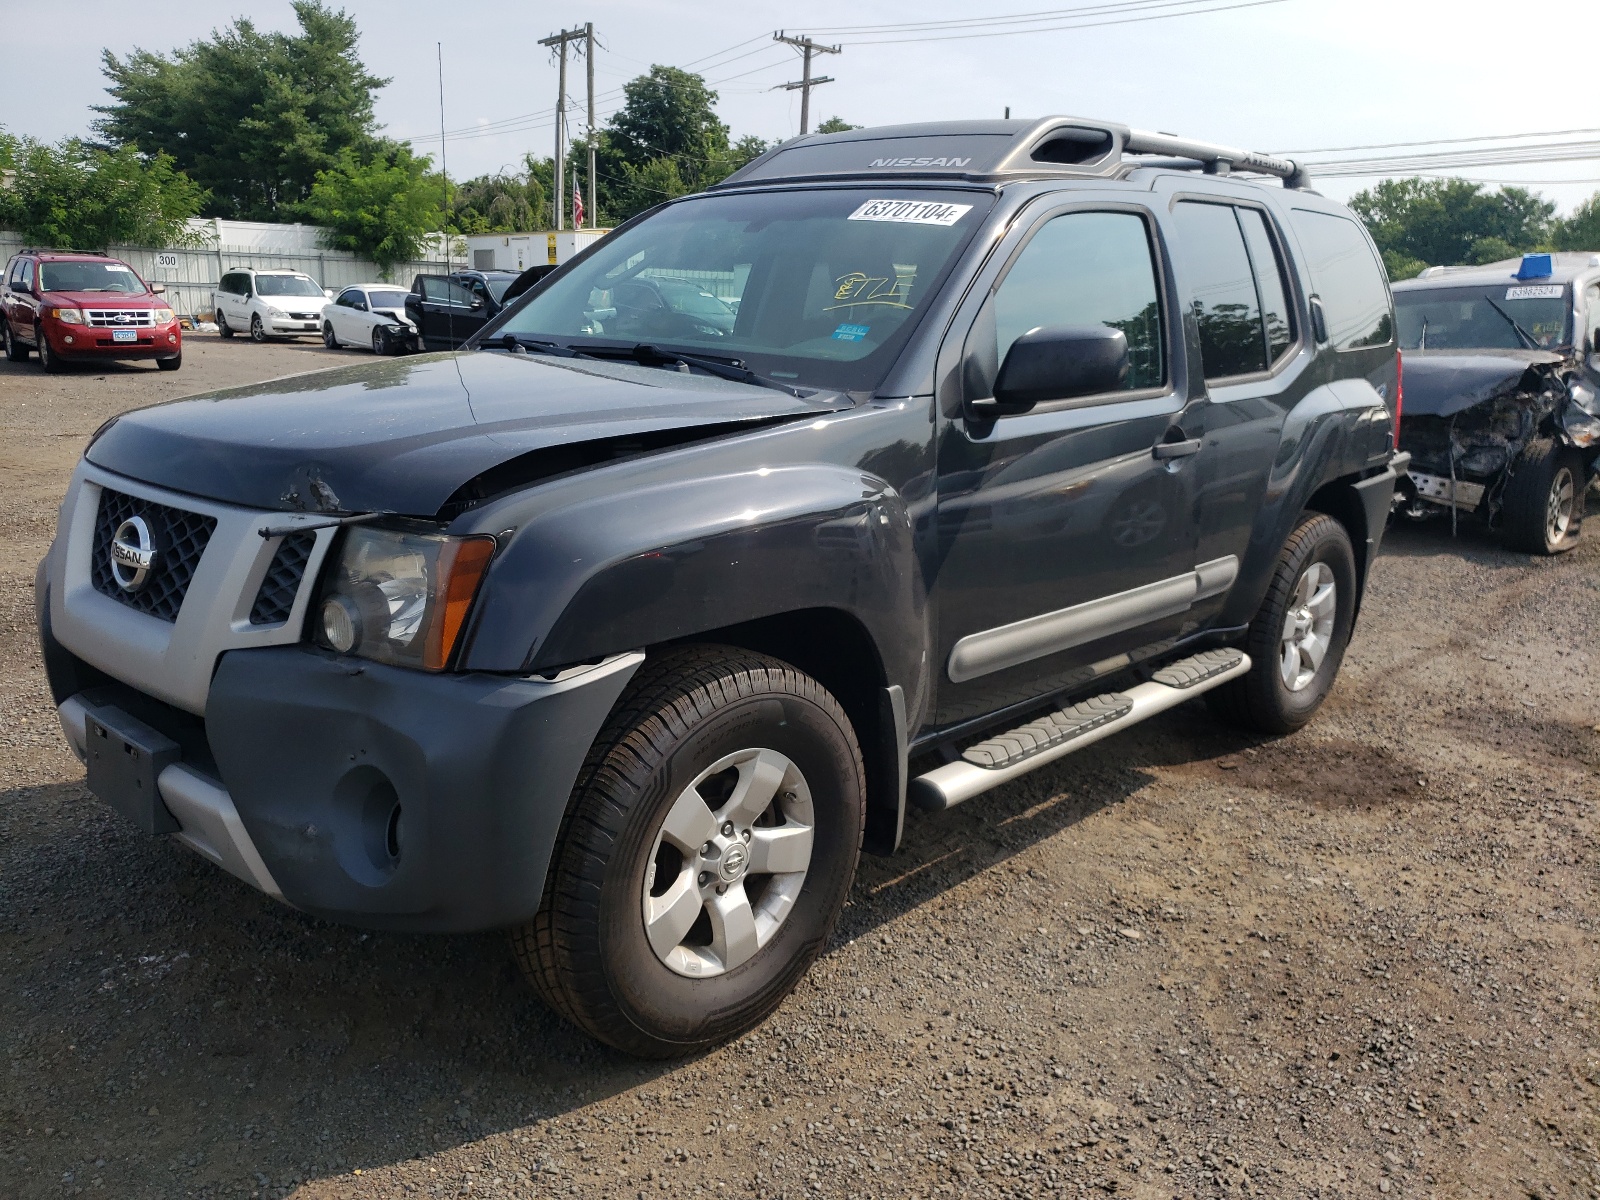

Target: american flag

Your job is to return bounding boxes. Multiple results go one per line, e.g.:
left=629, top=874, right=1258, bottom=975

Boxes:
left=573, top=178, right=585, bottom=228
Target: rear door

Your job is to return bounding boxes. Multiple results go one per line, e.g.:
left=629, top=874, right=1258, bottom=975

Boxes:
left=10, top=258, right=40, bottom=343
left=932, top=199, right=1207, bottom=726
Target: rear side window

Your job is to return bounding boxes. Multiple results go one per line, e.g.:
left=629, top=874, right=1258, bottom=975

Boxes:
left=1172, top=202, right=1266, bottom=379
left=988, top=210, right=1165, bottom=391
left=1237, top=210, right=1294, bottom=363
left=1290, top=209, right=1393, bottom=350
left=420, top=277, right=479, bottom=306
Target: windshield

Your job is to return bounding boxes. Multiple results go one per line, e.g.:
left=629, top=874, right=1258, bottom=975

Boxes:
left=484, top=277, right=514, bottom=302
left=368, top=289, right=410, bottom=309
left=256, top=274, right=325, bottom=298
left=489, top=188, right=994, bottom=389
left=39, top=261, right=146, bottom=294
left=1396, top=284, right=1570, bottom=350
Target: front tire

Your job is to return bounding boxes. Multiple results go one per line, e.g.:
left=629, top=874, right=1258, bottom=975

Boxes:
left=156, top=354, right=182, bottom=371
left=249, top=313, right=267, bottom=343
left=371, top=327, right=388, bottom=355
left=1501, top=438, right=1584, bottom=554
left=3, top=322, right=27, bottom=361
left=322, top=321, right=339, bottom=349
left=1206, top=512, right=1357, bottom=735
left=36, top=330, right=65, bottom=373
left=514, top=646, right=865, bottom=1057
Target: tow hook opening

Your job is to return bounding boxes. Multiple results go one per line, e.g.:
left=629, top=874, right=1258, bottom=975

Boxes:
left=332, top=765, right=404, bottom=883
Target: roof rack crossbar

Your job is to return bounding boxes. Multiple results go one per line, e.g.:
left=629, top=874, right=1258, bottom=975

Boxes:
left=1123, top=128, right=1309, bottom=187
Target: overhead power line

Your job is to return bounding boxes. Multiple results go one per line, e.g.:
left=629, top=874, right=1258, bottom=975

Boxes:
left=1276, top=126, right=1600, bottom=156
left=1302, top=140, right=1600, bottom=179
left=822, top=0, right=1293, bottom=46
left=804, top=0, right=1269, bottom=35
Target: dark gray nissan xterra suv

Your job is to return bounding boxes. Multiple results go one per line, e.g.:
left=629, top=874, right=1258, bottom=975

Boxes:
left=37, top=119, right=1406, bottom=1056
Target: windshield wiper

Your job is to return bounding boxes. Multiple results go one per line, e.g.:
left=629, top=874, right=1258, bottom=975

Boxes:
left=1483, top=297, right=1542, bottom=350
left=619, top=344, right=807, bottom=398
left=494, top=334, right=585, bottom=357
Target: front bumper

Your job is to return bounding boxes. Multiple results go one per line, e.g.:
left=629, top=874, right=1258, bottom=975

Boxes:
left=265, top=316, right=323, bottom=334
left=51, top=638, right=641, bottom=931
left=49, top=321, right=182, bottom=359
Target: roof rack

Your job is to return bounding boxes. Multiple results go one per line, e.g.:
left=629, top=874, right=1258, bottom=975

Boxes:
left=714, top=117, right=1313, bottom=192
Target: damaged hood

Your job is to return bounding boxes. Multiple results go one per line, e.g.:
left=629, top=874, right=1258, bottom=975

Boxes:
left=86, top=351, right=841, bottom=515
left=1402, top=349, right=1566, bottom=418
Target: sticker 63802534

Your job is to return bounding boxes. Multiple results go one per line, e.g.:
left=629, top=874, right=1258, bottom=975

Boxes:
left=847, top=199, right=972, bottom=226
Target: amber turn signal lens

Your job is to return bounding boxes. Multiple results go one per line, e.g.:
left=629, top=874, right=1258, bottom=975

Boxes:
left=422, top=536, right=496, bottom=670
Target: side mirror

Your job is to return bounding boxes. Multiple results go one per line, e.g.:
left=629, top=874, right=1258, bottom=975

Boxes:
left=1588, top=352, right=1600, bottom=374
left=979, top=325, right=1130, bottom=415
left=470, top=298, right=484, bottom=310
left=8, top=280, right=30, bottom=294
left=324, top=288, right=335, bottom=300
left=150, top=282, right=166, bottom=294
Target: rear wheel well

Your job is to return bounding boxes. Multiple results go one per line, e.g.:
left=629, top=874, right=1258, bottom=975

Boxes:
left=656, top=609, right=901, bottom=855
left=1304, top=478, right=1370, bottom=600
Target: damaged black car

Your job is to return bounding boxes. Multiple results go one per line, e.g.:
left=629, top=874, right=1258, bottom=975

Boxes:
left=1393, top=252, right=1600, bottom=553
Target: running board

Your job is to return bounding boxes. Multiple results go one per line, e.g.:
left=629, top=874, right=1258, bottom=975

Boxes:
left=908, top=648, right=1251, bottom=812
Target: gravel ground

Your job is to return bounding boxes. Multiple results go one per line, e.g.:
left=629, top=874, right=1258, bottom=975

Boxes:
left=1, top=336, right=1596, bottom=1200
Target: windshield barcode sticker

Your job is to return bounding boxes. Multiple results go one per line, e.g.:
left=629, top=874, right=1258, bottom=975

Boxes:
left=1506, top=285, right=1561, bottom=299
left=847, top=200, right=972, bottom=226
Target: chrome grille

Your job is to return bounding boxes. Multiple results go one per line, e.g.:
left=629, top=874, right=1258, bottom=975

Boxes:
left=90, top=489, right=217, bottom=622
left=86, top=310, right=156, bottom=327
left=248, top=532, right=316, bottom=625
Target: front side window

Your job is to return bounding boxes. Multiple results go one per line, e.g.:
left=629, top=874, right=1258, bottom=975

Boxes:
left=255, top=274, right=324, bottom=298
left=39, top=260, right=144, bottom=294
left=491, top=188, right=993, bottom=391
left=1172, top=202, right=1266, bottom=379
left=1290, top=209, right=1393, bottom=350
left=421, top=278, right=479, bottom=306
left=336, top=288, right=363, bottom=308
left=984, top=209, right=1165, bottom=392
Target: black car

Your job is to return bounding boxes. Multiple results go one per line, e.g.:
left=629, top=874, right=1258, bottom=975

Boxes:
left=404, top=269, right=521, bottom=349
left=1392, top=252, right=1600, bottom=553
left=37, top=118, right=1406, bottom=1057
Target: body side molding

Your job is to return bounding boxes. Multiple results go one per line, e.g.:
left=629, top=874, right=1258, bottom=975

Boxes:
left=945, top=555, right=1238, bottom=683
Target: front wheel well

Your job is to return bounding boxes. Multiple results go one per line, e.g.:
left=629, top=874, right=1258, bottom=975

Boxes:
left=654, top=609, right=902, bottom=855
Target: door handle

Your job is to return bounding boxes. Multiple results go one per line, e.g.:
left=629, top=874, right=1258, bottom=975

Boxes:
left=1153, top=437, right=1202, bottom=460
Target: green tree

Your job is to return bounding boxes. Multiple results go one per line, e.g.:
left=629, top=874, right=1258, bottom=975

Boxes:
left=1553, top=193, right=1600, bottom=251
left=0, top=137, right=207, bottom=250
left=1349, top=177, right=1555, bottom=276
left=301, top=142, right=443, bottom=270
left=450, top=169, right=547, bottom=234
left=814, top=117, right=859, bottom=134
left=95, top=1, right=387, bottom=222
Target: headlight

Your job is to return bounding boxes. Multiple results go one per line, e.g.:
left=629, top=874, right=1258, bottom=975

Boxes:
left=314, top=526, right=495, bottom=670
left=151, top=307, right=175, bottom=323
left=265, top=305, right=285, bottom=317
left=50, top=308, right=84, bottom=324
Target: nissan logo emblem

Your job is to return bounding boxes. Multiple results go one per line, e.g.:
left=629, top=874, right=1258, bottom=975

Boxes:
left=109, top=515, right=157, bottom=592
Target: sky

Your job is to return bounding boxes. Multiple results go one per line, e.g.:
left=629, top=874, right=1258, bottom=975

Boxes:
left=6, top=0, right=1598, bottom=214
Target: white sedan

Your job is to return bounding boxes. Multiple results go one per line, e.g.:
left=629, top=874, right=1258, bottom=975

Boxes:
left=321, top=284, right=417, bottom=355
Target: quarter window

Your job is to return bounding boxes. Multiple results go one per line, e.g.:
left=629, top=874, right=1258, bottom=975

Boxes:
left=1290, top=209, right=1393, bottom=350
left=986, top=210, right=1165, bottom=393
left=1172, top=202, right=1266, bottom=379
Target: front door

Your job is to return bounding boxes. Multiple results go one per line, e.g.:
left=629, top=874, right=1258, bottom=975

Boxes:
left=412, top=276, right=487, bottom=348
left=933, top=205, right=1210, bottom=726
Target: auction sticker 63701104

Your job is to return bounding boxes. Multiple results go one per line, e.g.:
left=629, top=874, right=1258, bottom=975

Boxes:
left=847, top=199, right=973, bottom=226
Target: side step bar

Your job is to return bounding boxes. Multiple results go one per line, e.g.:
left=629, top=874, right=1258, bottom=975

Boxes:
left=908, top=648, right=1251, bottom=812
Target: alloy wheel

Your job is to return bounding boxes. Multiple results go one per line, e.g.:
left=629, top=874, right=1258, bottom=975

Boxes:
left=1278, top=561, right=1336, bottom=692
left=642, top=747, right=815, bottom=979
left=1546, top=466, right=1576, bottom=545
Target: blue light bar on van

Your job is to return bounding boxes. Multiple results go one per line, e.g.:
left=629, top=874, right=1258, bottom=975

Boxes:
left=1516, top=253, right=1553, bottom=280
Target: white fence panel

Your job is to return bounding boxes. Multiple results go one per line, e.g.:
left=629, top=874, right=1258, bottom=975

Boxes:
left=0, top=231, right=450, bottom=321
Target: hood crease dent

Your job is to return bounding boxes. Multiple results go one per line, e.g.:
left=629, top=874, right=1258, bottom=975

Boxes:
left=85, top=352, right=842, bottom=517
left=1400, top=350, right=1566, bottom=419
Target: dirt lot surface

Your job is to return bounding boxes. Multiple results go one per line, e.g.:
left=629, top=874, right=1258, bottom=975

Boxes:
left=1, top=337, right=1597, bottom=1200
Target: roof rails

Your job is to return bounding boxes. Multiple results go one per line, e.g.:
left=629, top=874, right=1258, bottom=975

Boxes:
left=714, top=117, right=1313, bottom=192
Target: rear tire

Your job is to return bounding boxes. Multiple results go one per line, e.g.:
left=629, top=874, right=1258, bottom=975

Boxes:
left=513, top=646, right=865, bottom=1057
left=1206, top=512, right=1357, bottom=735
left=36, top=331, right=65, bottom=373
left=1501, top=437, right=1584, bottom=554
left=216, top=310, right=234, bottom=337
left=3, top=322, right=27, bottom=361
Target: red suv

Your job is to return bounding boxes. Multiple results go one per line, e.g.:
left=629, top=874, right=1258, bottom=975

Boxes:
left=1, top=251, right=182, bottom=372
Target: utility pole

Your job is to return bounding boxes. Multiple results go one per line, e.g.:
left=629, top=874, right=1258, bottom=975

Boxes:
left=773, top=31, right=840, bottom=136
left=539, top=26, right=587, bottom=230
left=586, top=22, right=596, bottom=229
